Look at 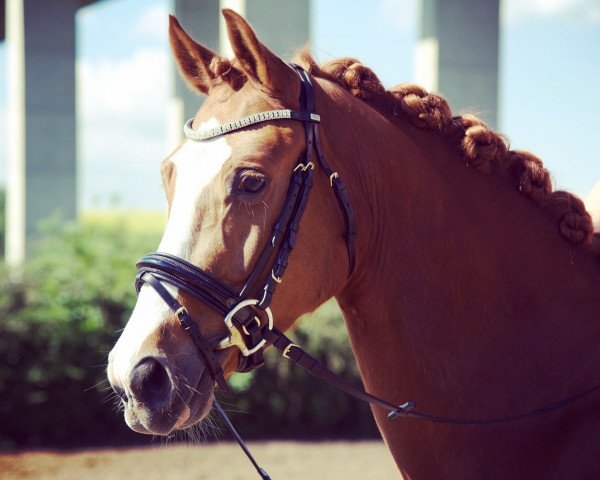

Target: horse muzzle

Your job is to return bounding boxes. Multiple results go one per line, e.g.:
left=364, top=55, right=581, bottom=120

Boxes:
left=107, top=350, right=214, bottom=435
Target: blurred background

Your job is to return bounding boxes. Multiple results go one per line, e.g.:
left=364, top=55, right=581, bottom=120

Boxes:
left=0, top=0, right=599, bottom=461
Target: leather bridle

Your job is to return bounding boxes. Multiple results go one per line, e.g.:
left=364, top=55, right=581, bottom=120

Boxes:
left=136, top=64, right=356, bottom=389
left=133, top=65, right=600, bottom=479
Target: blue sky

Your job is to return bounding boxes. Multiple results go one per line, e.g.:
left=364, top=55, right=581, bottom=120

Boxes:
left=0, top=0, right=599, bottom=210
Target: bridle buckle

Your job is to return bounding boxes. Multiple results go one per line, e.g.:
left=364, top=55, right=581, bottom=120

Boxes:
left=242, top=317, right=261, bottom=336
left=174, top=306, right=188, bottom=319
left=215, top=299, right=273, bottom=357
left=282, top=343, right=299, bottom=359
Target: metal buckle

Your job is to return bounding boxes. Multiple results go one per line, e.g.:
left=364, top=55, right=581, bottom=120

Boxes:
left=271, top=270, right=282, bottom=284
left=242, top=317, right=261, bottom=336
left=282, top=343, right=299, bottom=359
left=215, top=299, right=273, bottom=356
left=174, top=306, right=188, bottom=319
left=329, top=172, right=339, bottom=187
left=387, top=401, right=416, bottom=420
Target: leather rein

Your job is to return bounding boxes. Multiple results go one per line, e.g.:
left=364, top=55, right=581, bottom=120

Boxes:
left=134, top=65, right=600, bottom=479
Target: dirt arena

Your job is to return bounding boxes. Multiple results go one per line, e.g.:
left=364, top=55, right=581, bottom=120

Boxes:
left=0, top=441, right=399, bottom=479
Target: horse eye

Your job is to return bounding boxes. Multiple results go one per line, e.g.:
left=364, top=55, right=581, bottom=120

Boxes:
left=238, top=172, right=267, bottom=194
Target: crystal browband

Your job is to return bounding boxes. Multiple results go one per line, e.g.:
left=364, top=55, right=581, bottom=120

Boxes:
left=184, top=109, right=321, bottom=141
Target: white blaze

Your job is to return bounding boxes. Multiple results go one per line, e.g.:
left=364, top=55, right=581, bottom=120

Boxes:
left=158, top=122, right=232, bottom=257
left=110, top=119, right=231, bottom=387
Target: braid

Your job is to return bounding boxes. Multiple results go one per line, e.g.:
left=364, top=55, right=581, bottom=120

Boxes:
left=543, top=191, right=594, bottom=245
left=389, top=83, right=451, bottom=130
left=319, top=57, right=385, bottom=100
left=510, top=150, right=552, bottom=204
left=457, top=115, right=509, bottom=174
left=297, top=53, right=597, bottom=249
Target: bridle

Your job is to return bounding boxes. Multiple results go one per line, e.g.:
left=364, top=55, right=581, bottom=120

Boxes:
left=133, top=65, right=600, bottom=479
left=136, top=64, right=356, bottom=386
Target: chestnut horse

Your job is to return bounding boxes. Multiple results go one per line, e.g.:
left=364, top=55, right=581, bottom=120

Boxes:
left=107, top=10, right=600, bottom=479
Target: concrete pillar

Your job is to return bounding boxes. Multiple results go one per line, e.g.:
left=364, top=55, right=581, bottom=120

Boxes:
left=169, top=0, right=309, bottom=148
left=220, top=0, right=309, bottom=65
left=6, top=0, right=77, bottom=267
left=246, top=0, right=310, bottom=60
left=415, top=0, right=499, bottom=127
left=1, top=0, right=5, bottom=41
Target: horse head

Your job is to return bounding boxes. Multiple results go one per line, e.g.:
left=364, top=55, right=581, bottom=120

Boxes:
left=107, top=10, right=350, bottom=435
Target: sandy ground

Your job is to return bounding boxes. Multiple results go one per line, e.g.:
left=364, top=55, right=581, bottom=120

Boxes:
left=0, top=441, right=399, bottom=480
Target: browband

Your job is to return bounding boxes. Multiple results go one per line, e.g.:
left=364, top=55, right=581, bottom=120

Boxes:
left=184, top=109, right=321, bottom=141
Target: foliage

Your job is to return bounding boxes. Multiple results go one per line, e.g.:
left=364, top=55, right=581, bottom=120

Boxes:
left=0, top=217, right=158, bottom=449
left=0, top=188, right=4, bottom=258
left=79, top=209, right=166, bottom=236
left=0, top=214, right=378, bottom=449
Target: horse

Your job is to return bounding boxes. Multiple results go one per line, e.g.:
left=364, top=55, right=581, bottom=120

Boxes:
left=107, top=9, right=600, bottom=479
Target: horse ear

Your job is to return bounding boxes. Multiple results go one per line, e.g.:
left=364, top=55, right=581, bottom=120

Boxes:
left=222, top=9, right=297, bottom=97
left=169, top=15, right=220, bottom=94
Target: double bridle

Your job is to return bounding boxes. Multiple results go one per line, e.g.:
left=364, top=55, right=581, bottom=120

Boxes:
left=134, top=65, right=600, bottom=479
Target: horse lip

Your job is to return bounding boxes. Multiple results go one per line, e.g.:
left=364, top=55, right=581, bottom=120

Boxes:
left=124, top=394, right=189, bottom=435
left=122, top=372, right=191, bottom=435
left=122, top=366, right=214, bottom=435
left=121, top=344, right=226, bottom=435
left=173, top=369, right=216, bottom=430
left=124, top=402, right=176, bottom=435
left=174, top=404, right=191, bottom=429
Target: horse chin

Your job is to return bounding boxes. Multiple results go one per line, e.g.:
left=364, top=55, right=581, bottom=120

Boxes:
left=174, top=370, right=216, bottom=430
left=123, top=367, right=215, bottom=436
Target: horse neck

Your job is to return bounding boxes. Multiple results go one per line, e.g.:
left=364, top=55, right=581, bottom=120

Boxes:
left=322, top=92, right=600, bottom=415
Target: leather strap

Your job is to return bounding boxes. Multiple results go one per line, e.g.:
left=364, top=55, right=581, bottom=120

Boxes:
left=264, top=326, right=600, bottom=425
left=291, top=64, right=357, bottom=275
left=214, top=401, right=272, bottom=479
left=239, top=165, right=306, bottom=301
left=141, top=273, right=231, bottom=396
left=263, top=328, right=413, bottom=418
left=312, top=123, right=357, bottom=274
left=258, top=165, right=315, bottom=309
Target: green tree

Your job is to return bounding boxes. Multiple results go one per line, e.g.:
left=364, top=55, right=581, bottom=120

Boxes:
left=0, top=188, right=5, bottom=258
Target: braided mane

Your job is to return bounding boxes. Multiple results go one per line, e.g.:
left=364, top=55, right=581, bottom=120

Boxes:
left=295, top=53, right=599, bottom=255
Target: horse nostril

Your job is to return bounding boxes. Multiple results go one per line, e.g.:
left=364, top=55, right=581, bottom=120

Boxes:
left=129, top=357, right=173, bottom=409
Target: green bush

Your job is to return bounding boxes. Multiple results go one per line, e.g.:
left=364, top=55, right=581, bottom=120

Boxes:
left=0, top=219, right=378, bottom=449
left=0, top=189, right=5, bottom=258
left=0, top=219, right=157, bottom=448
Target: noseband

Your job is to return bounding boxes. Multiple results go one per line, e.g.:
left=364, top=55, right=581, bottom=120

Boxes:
left=136, top=65, right=356, bottom=391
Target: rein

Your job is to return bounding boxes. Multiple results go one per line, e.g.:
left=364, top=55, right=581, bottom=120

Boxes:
left=135, top=65, right=600, bottom=479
